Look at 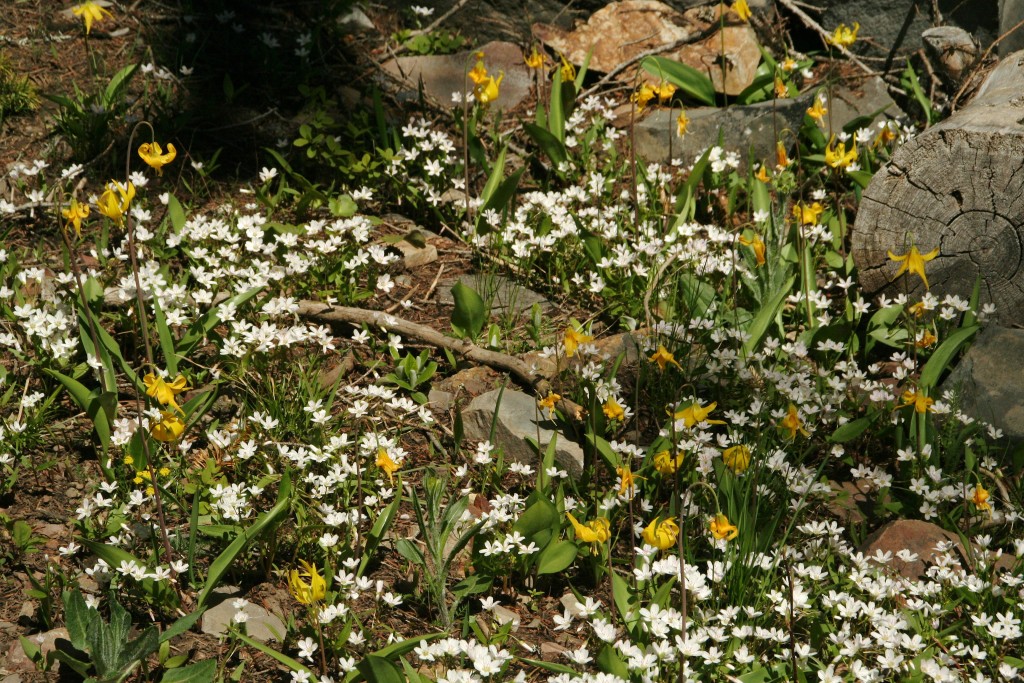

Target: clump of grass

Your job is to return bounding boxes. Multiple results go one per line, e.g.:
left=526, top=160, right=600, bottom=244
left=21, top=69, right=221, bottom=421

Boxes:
left=0, top=53, right=39, bottom=119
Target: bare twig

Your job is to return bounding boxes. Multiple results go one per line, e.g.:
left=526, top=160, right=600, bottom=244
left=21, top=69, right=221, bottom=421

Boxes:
left=950, top=15, right=1024, bottom=111
left=776, top=0, right=879, bottom=77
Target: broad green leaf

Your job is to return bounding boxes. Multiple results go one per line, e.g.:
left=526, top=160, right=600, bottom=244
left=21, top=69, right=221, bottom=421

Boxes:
left=233, top=632, right=310, bottom=675
left=159, top=609, right=205, bottom=645
left=359, top=495, right=400, bottom=576
left=919, top=325, right=977, bottom=390
left=197, top=470, right=292, bottom=608
left=356, top=655, right=404, bottom=683
left=525, top=123, right=567, bottom=168
left=742, top=276, right=795, bottom=356
left=160, top=659, right=217, bottom=683
left=153, top=299, right=179, bottom=375
left=536, top=539, right=577, bottom=574
left=167, top=194, right=186, bottom=235
left=597, top=644, right=628, bottom=678
left=829, top=416, right=873, bottom=443
left=450, top=281, right=486, bottom=340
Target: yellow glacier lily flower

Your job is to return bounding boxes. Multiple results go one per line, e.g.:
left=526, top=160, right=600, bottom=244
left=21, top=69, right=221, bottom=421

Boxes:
left=723, top=444, right=751, bottom=474
left=603, top=396, right=625, bottom=421
left=792, top=201, right=824, bottom=225
left=824, top=137, right=857, bottom=169
left=648, top=345, right=681, bottom=371
left=631, top=83, right=656, bottom=111
left=806, top=98, right=828, bottom=122
left=138, top=141, right=177, bottom=175
left=642, top=517, right=679, bottom=550
left=901, top=389, right=934, bottom=414
left=474, top=71, right=503, bottom=104
left=739, top=233, right=766, bottom=266
left=288, top=559, right=327, bottom=605
left=72, top=1, right=112, bottom=35
left=828, top=22, right=860, bottom=48
left=676, top=110, right=689, bottom=138
left=653, top=449, right=684, bottom=475
left=710, top=513, right=738, bottom=541
left=732, top=0, right=752, bottom=22
left=62, top=198, right=90, bottom=237
left=970, top=483, right=991, bottom=512
left=97, top=180, right=135, bottom=225
left=468, top=57, right=489, bottom=85
left=563, top=326, right=594, bottom=358
left=567, top=513, right=610, bottom=544
left=776, top=140, right=791, bottom=169
left=144, top=372, right=189, bottom=412
left=780, top=403, right=810, bottom=439
left=616, top=466, right=638, bottom=497
left=151, top=411, right=185, bottom=442
left=538, top=392, right=561, bottom=414
left=376, top=447, right=399, bottom=483
left=673, top=400, right=725, bottom=428
left=524, top=47, right=546, bottom=69
left=654, top=81, right=676, bottom=103
left=887, top=245, right=940, bottom=289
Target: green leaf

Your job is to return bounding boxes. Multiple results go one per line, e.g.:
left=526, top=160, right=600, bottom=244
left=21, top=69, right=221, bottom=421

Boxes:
left=829, top=416, right=873, bottom=443
left=524, top=122, right=568, bottom=168
left=395, top=538, right=426, bottom=566
left=512, top=494, right=558, bottom=542
left=159, top=609, right=205, bottom=645
left=597, top=644, right=628, bottom=678
left=153, top=299, right=179, bottom=375
left=160, top=659, right=217, bottom=683
left=63, top=590, right=96, bottom=648
left=919, top=325, right=978, bottom=390
left=478, top=145, right=508, bottom=209
left=166, top=194, right=186, bottom=235
left=197, top=470, right=293, bottom=608
left=178, top=286, right=263, bottom=357
left=450, top=281, right=486, bottom=340
left=742, top=276, right=796, bottom=356
left=78, top=540, right=178, bottom=609
left=357, top=655, right=404, bottom=683
left=232, top=632, right=310, bottom=675
left=359, top=495, right=400, bottom=576
left=641, top=56, right=716, bottom=106
left=103, top=63, right=138, bottom=104
left=535, top=539, right=577, bottom=574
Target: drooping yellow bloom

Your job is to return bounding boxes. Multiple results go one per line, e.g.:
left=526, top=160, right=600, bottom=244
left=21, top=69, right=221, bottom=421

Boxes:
left=649, top=345, right=681, bottom=371
left=474, top=72, right=504, bottom=104
left=732, top=0, right=752, bottom=22
left=654, top=81, right=676, bottom=102
left=775, top=140, right=791, bottom=169
left=723, top=445, right=751, bottom=474
left=908, top=301, right=927, bottom=318
left=62, top=198, right=90, bottom=237
left=970, top=484, right=991, bottom=511
left=616, top=466, right=638, bottom=497
left=676, top=110, right=689, bottom=137
left=72, top=1, right=112, bottom=35
left=558, top=54, right=575, bottom=82
left=632, top=83, right=656, bottom=111
left=538, top=392, right=561, bottom=413
left=563, top=326, right=594, bottom=358
left=643, top=517, right=680, bottom=550
left=144, top=372, right=189, bottom=413
left=468, top=56, right=489, bottom=85
left=138, top=141, right=177, bottom=175
left=603, top=396, right=625, bottom=421
left=376, top=447, right=399, bottom=483
left=653, top=449, right=684, bottom=475
left=887, top=245, right=940, bottom=289
left=915, top=329, right=938, bottom=348
left=673, top=401, right=725, bottom=428
left=828, top=22, right=860, bottom=48
left=780, top=403, right=809, bottom=439
left=567, top=513, right=610, bottom=544
left=755, top=164, right=770, bottom=183
left=774, top=77, right=788, bottom=98
left=739, top=233, right=766, bottom=266
left=806, top=98, right=828, bottom=121
left=902, top=389, right=934, bottom=414
left=825, top=137, right=857, bottom=169
left=288, top=559, right=327, bottom=605
left=792, top=201, right=824, bottom=225
left=710, top=513, right=738, bottom=541
left=152, top=411, right=186, bottom=442
left=525, top=47, right=546, bottom=69
left=97, top=180, right=135, bottom=225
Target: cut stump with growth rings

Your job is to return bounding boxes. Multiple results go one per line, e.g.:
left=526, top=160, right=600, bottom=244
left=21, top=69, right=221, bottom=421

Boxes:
left=852, top=50, right=1024, bottom=325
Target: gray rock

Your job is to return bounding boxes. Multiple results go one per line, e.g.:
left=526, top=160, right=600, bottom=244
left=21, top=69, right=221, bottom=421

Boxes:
left=200, top=587, right=285, bottom=643
left=821, top=0, right=996, bottom=59
left=393, top=239, right=438, bottom=270
left=1001, top=0, right=1024, bottom=55
left=491, top=605, right=521, bottom=630
left=462, top=389, right=584, bottom=477
left=2, top=674, right=25, bottom=683
left=922, top=26, right=979, bottom=84
left=858, top=519, right=965, bottom=580
left=942, top=326, right=1024, bottom=442
left=382, top=41, right=533, bottom=109
left=3, top=627, right=68, bottom=673
left=634, top=78, right=898, bottom=166
left=438, top=274, right=549, bottom=315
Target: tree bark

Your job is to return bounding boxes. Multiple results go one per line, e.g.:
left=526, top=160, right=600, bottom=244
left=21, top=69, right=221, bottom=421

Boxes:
left=852, top=51, right=1024, bottom=324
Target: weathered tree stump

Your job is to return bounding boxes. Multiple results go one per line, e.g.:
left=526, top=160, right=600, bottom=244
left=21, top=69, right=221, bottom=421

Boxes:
left=852, top=51, right=1024, bottom=325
